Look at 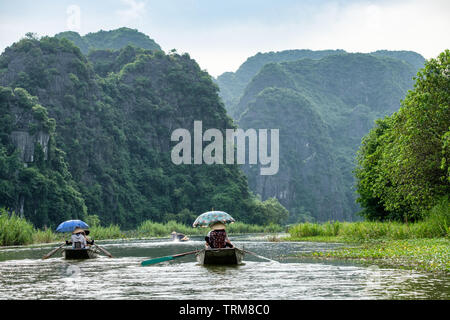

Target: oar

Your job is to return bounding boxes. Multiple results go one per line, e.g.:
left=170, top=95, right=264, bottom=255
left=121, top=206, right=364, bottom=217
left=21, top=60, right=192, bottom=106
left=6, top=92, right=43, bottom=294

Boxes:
left=243, top=249, right=278, bottom=263
left=42, top=243, right=66, bottom=260
left=141, top=250, right=199, bottom=266
left=94, top=244, right=113, bottom=258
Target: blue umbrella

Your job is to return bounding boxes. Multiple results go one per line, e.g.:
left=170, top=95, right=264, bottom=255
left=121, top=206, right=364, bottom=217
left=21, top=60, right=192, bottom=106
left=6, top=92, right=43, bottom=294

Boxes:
left=56, top=220, right=89, bottom=233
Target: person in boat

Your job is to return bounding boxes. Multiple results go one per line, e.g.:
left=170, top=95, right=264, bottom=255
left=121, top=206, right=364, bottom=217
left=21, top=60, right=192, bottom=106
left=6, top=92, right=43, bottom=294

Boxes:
left=67, top=227, right=87, bottom=249
left=171, top=231, right=190, bottom=241
left=66, top=228, right=94, bottom=248
left=205, top=222, right=234, bottom=249
left=84, top=229, right=95, bottom=246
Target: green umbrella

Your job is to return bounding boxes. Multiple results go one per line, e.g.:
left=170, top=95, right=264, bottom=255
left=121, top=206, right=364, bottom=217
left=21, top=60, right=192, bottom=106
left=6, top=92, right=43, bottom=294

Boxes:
left=192, top=211, right=235, bottom=228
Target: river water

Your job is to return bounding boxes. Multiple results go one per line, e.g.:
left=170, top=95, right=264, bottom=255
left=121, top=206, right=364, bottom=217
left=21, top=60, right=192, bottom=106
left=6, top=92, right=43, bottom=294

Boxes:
left=0, top=234, right=448, bottom=299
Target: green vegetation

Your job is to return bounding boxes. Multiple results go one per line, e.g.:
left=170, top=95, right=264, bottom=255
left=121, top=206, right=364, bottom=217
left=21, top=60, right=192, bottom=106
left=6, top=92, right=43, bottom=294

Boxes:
left=0, top=208, right=62, bottom=246
left=355, top=50, right=449, bottom=222
left=288, top=195, right=449, bottom=240
left=298, top=239, right=449, bottom=273
left=287, top=195, right=449, bottom=272
left=0, top=31, right=289, bottom=230
left=0, top=208, right=283, bottom=246
left=0, top=86, right=87, bottom=228
left=285, top=51, right=449, bottom=273
left=55, top=27, right=161, bottom=54
left=234, top=52, right=423, bottom=222
left=216, top=49, right=347, bottom=113
left=0, top=209, right=34, bottom=246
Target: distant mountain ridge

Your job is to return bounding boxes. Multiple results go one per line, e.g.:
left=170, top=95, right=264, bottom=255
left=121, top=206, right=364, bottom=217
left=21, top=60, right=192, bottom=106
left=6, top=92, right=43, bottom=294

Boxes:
left=55, top=27, right=161, bottom=55
left=224, top=50, right=425, bottom=222
left=217, top=49, right=425, bottom=117
left=0, top=32, right=264, bottom=228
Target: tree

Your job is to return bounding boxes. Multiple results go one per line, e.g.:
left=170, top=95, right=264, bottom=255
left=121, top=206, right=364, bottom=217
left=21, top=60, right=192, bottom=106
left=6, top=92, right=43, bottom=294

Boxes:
left=355, top=50, right=450, bottom=221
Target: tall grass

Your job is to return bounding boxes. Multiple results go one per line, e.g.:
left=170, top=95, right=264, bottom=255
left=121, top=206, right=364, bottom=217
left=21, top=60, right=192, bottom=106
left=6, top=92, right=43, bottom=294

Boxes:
left=136, top=220, right=284, bottom=237
left=0, top=210, right=34, bottom=246
left=288, top=200, right=449, bottom=241
left=137, top=220, right=200, bottom=237
left=0, top=208, right=284, bottom=246
left=89, top=224, right=124, bottom=240
left=32, top=229, right=61, bottom=243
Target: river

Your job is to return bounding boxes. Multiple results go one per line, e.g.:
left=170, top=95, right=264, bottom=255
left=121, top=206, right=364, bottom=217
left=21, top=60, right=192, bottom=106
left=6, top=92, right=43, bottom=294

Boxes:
left=0, top=234, right=448, bottom=299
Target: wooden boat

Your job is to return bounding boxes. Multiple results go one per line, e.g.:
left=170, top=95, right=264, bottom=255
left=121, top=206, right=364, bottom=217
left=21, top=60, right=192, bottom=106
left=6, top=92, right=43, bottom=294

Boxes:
left=196, top=247, right=244, bottom=265
left=63, top=247, right=98, bottom=260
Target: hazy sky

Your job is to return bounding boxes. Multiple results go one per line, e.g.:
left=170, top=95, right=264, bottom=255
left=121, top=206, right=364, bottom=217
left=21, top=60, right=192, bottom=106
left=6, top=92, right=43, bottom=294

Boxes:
left=0, top=0, right=449, bottom=77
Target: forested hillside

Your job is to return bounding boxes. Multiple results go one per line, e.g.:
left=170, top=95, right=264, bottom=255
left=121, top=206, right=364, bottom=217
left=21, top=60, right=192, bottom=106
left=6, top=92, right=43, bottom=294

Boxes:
left=0, top=31, right=286, bottom=229
left=55, top=27, right=161, bottom=54
left=216, top=49, right=424, bottom=118
left=230, top=52, right=425, bottom=222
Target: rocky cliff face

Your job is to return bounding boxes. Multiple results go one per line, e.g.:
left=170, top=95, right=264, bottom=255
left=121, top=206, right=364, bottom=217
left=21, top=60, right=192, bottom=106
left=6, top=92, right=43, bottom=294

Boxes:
left=11, top=131, right=49, bottom=162
left=0, top=34, right=256, bottom=228
left=234, top=53, right=423, bottom=222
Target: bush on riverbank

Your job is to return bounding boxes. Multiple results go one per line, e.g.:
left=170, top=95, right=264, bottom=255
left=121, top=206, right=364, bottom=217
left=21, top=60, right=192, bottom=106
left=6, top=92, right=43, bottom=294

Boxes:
left=0, top=209, right=34, bottom=246
left=89, top=224, right=124, bottom=240
left=288, top=201, right=449, bottom=241
left=32, top=229, right=61, bottom=243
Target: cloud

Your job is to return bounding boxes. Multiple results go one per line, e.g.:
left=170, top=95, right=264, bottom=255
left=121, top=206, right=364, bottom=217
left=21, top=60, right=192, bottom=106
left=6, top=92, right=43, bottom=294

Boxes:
left=116, top=0, right=147, bottom=22
left=178, top=0, right=450, bottom=76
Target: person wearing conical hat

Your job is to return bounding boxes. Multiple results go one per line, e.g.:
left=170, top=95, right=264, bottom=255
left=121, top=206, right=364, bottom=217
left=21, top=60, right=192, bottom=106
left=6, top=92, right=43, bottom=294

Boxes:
left=205, top=222, right=234, bottom=249
left=70, top=227, right=87, bottom=249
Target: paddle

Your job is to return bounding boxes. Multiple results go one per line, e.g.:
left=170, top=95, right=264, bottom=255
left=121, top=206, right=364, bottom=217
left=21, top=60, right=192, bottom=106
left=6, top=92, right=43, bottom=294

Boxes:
left=42, top=243, right=66, bottom=260
left=243, top=249, right=277, bottom=263
left=94, top=244, right=113, bottom=258
left=141, top=250, right=199, bottom=266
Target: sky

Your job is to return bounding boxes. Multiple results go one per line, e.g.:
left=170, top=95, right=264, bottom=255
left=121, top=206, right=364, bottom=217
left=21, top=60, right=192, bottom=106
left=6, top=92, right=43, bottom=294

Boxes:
left=0, top=0, right=449, bottom=77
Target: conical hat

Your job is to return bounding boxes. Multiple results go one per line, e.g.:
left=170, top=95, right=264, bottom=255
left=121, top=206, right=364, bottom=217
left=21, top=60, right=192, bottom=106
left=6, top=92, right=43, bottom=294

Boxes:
left=210, top=222, right=226, bottom=230
left=72, top=227, right=85, bottom=234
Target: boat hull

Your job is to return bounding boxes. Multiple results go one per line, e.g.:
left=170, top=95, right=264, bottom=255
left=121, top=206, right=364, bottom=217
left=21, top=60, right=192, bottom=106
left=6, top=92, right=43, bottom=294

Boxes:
left=63, top=248, right=98, bottom=260
left=196, top=248, right=244, bottom=265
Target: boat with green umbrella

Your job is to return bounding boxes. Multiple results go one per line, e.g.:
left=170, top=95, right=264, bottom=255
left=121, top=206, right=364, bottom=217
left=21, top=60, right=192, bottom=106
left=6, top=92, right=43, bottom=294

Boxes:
left=193, top=211, right=245, bottom=265
left=141, top=211, right=245, bottom=266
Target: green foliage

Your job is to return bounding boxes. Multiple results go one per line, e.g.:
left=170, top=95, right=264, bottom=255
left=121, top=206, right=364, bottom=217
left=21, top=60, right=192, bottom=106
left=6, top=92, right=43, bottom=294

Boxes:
left=232, top=51, right=423, bottom=222
left=89, top=224, right=124, bottom=240
left=253, top=197, right=289, bottom=225
left=136, top=219, right=283, bottom=237
left=356, top=50, right=450, bottom=221
left=0, top=32, right=282, bottom=230
left=84, top=214, right=101, bottom=228
left=55, top=28, right=161, bottom=55
left=0, top=86, right=87, bottom=228
left=288, top=201, right=449, bottom=241
left=138, top=220, right=202, bottom=237
left=302, top=238, right=450, bottom=273
left=0, top=209, right=34, bottom=246
left=32, top=228, right=60, bottom=243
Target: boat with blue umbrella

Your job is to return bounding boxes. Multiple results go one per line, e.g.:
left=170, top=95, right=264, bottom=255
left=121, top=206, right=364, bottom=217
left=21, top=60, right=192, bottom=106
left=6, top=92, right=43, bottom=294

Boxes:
left=56, top=220, right=99, bottom=259
left=42, top=219, right=113, bottom=260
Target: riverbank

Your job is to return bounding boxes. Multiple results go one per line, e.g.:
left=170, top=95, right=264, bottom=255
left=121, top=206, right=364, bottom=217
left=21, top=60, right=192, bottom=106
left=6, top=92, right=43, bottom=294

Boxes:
left=283, top=218, right=449, bottom=273
left=0, top=211, right=283, bottom=246
left=288, top=238, right=449, bottom=273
